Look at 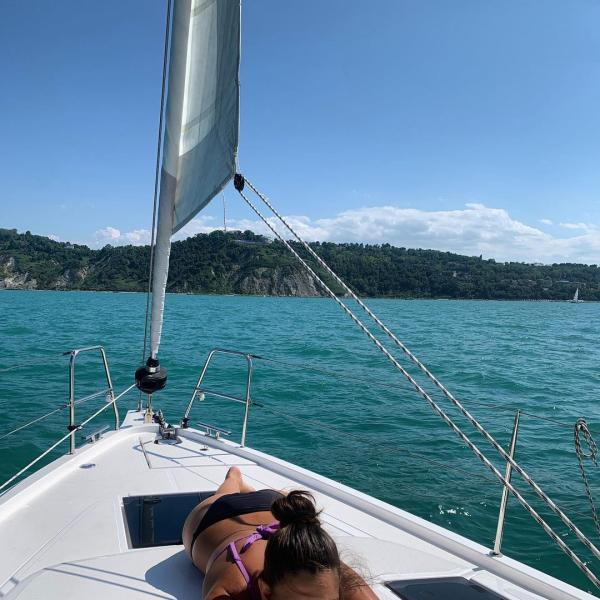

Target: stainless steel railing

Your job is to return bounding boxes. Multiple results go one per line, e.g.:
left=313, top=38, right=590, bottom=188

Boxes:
left=181, top=347, right=256, bottom=446
left=183, top=347, right=523, bottom=558
left=0, top=342, right=134, bottom=495
left=64, top=345, right=118, bottom=454
left=491, top=409, right=521, bottom=556
left=0, top=343, right=579, bottom=575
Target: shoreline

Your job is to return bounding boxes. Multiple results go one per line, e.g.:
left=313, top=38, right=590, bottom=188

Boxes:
left=0, top=288, right=596, bottom=303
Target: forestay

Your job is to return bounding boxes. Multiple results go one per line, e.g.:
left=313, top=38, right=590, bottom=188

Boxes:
left=150, top=0, right=240, bottom=357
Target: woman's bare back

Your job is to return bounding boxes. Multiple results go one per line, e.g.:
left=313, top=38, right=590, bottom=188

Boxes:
left=182, top=468, right=378, bottom=600
left=182, top=468, right=279, bottom=598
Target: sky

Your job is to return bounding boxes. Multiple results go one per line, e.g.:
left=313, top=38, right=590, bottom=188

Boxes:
left=2, top=0, right=600, bottom=264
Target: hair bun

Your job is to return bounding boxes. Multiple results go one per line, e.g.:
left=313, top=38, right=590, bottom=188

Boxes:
left=271, top=490, right=320, bottom=528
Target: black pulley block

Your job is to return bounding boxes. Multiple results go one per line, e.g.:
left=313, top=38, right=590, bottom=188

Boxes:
left=135, top=357, right=167, bottom=394
left=234, top=173, right=245, bottom=191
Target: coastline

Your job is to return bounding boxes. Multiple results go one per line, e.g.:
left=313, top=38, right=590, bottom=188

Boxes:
left=0, top=288, right=595, bottom=302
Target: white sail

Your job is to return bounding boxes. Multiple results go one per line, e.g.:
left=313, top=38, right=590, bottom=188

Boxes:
left=574, top=288, right=579, bottom=302
left=150, top=0, right=241, bottom=358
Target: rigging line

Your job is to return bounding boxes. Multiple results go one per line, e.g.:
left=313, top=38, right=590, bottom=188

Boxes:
left=241, top=177, right=600, bottom=565
left=575, top=419, right=600, bottom=537
left=511, top=411, right=575, bottom=430
left=0, top=389, right=111, bottom=442
left=254, top=355, right=578, bottom=431
left=0, top=383, right=136, bottom=496
left=0, top=353, right=66, bottom=374
left=256, top=403, right=497, bottom=484
left=237, top=186, right=600, bottom=588
left=252, top=394, right=590, bottom=519
left=0, top=407, right=65, bottom=442
left=0, top=387, right=109, bottom=411
left=256, top=402, right=599, bottom=522
left=243, top=182, right=584, bottom=459
left=141, top=0, right=172, bottom=366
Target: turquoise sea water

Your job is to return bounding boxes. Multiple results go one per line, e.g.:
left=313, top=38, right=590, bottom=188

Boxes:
left=1, top=290, right=600, bottom=595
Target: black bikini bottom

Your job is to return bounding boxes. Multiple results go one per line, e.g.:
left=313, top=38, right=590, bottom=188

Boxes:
left=190, top=489, right=283, bottom=552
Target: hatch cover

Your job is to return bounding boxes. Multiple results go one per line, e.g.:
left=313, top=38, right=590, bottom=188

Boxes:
left=386, top=576, right=506, bottom=599
left=123, top=491, right=215, bottom=549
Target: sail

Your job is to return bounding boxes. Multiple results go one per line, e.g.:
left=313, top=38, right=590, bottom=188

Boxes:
left=150, top=0, right=241, bottom=358
left=574, top=288, right=579, bottom=302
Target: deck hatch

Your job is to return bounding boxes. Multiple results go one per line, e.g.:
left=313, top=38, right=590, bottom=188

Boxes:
left=386, top=576, right=506, bottom=599
left=123, top=491, right=214, bottom=548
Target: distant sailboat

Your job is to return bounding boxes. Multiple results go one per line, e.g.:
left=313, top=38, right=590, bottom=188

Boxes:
left=569, top=287, right=584, bottom=303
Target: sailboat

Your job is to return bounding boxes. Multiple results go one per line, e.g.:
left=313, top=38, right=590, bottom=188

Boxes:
left=1, top=2, right=599, bottom=598
left=569, top=288, right=584, bottom=303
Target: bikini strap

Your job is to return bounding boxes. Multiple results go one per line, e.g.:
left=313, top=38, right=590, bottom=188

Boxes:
left=240, top=523, right=280, bottom=552
left=227, top=542, right=254, bottom=592
left=227, top=522, right=280, bottom=600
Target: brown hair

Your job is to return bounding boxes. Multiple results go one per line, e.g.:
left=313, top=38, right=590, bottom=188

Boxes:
left=262, top=490, right=340, bottom=586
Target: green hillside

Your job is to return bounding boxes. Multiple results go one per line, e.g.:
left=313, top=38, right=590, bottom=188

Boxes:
left=1, top=227, right=598, bottom=300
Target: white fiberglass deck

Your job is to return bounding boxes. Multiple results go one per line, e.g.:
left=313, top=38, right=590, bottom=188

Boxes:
left=0, top=410, right=593, bottom=599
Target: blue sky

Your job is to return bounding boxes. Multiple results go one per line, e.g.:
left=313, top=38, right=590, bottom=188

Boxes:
left=2, top=1, right=600, bottom=263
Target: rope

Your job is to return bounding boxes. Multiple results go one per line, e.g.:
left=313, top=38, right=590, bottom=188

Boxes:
left=256, top=401, right=597, bottom=522
left=0, top=389, right=111, bottom=442
left=254, top=354, right=581, bottom=432
left=0, top=353, right=66, bottom=374
left=236, top=181, right=600, bottom=588
left=141, top=0, right=172, bottom=367
left=0, top=384, right=136, bottom=496
left=575, top=419, right=600, bottom=536
left=255, top=355, right=600, bottom=507
left=246, top=179, right=582, bottom=430
left=256, top=403, right=497, bottom=484
left=240, top=178, right=600, bottom=559
left=261, top=415, right=498, bottom=506
left=0, top=407, right=65, bottom=442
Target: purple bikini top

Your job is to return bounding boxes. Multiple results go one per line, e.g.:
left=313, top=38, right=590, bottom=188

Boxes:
left=217, top=522, right=280, bottom=600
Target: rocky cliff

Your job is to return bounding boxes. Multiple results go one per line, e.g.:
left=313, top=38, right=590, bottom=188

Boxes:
left=0, top=257, right=37, bottom=289
left=0, top=229, right=322, bottom=296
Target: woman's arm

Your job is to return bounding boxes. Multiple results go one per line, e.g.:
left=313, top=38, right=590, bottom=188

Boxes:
left=341, top=562, right=379, bottom=599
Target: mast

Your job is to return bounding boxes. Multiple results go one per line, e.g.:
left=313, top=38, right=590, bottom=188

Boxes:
left=136, top=0, right=241, bottom=396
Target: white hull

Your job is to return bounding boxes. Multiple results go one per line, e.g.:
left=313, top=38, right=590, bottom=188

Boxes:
left=0, top=410, right=593, bottom=599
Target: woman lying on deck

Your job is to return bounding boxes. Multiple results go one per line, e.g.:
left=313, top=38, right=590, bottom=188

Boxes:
left=183, top=466, right=378, bottom=600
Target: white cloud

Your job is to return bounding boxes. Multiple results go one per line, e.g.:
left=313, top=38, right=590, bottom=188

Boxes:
left=97, top=226, right=121, bottom=240
left=94, top=226, right=151, bottom=246
left=181, top=204, right=600, bottom=264
left=92, top=204, right=600, bottom=265
left=48, top=234, right=60, bottom=242
left=174, top=216, right=217, bottom=239
left=540, top=218, right=553, bottom=226
left=559, top=222, right=595, bottom=232
left=124, top=229, right=151, bottom=244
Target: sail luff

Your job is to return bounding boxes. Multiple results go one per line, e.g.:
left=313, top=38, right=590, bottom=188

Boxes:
left=147, top=0, right=240, bottom=360
left=149, top=179, right=175, bottom=358
left=149, top=0, right=190, bottom=358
